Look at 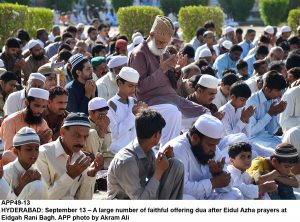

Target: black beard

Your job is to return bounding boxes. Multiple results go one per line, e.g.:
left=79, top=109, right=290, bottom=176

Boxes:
left=188, top=135, right=215, bottom=165
left=32, top=54, right=44, bottom=60
left=24, top=107, right=43, bottom=124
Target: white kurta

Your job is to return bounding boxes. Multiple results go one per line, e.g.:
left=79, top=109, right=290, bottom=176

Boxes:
left=3, top=159, right=47, bottom=200
left=3, top=89, right=26, bottom=116
left=36, top=139, right=96, bottom=200
left=96, top=72, right=118, bottom=101
left=0, top=178, right=10, bottom=199
left=219, top=101, right=251, bottom=137
left=107, top=95, right=136, bottom=154
left=163, top=133, right=243, bottom=200
left=213, top=87, right=228, bottom=110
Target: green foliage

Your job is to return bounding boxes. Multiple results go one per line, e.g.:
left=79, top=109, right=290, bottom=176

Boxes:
left=178, top=6, right=224, bottom=42
left=117, top=6, right=163, bottom=42
left=180, top=0, right=208, bottom=7
left=0, top=3, right=54, bottom=47
left=50, top=0, right=74, bottom=12
left=111, top=0, right=134, bottom=12
left=288, top=9, right=300, bottom=33
left=218, top=0, right=255, bottom=22
left=4, top=0, right=31, bottom=5
left=87, top=0, right=105, bottom=8
left=160, top=0, right=181, bottom=15
left=259, top=0, right=289, bottom=26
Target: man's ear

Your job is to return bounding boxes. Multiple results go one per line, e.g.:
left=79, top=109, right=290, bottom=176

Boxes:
left=24, top=99, right=29, bottom=107
left=271, top=157, right=278, bottom=166
left=60, top=127, right=65, bottom=137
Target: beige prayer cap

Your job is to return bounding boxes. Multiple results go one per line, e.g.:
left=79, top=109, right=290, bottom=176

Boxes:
left=150, top=15, right=174, bottom=37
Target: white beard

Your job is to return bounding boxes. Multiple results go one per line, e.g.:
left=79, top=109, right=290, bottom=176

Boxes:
left=147, top=39, right=165, bottom=56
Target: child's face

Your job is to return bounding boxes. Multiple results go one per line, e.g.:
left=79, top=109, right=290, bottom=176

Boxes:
left=240, top=67, right=248, bottom=76
left=15, top=143, right=39, bottom=168
left=118, top=81, right=137, bottom=98
left=230, top=95, right=248, bottom=108
left=220, top=83, right=231, bottom=97
left=272, top=159, right=295, bottom=176
left=230, top=151, right=252, bottom=172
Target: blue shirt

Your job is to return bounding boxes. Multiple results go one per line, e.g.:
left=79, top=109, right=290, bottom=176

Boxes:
left=213, top=53, right=237, bottom=79
left=244, top=54, right=256, bottom=77
left=65, top=79, right=97, bottom=115
left=239, top=40, right=255, bottom=59
left=246, top=90, right=279, bottom=137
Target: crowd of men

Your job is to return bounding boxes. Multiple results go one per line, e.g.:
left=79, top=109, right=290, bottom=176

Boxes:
left=1, top=14, right=300, bottom=200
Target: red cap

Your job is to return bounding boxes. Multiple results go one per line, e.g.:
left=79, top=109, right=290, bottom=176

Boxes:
left=115, top=39, right=128, bottom=49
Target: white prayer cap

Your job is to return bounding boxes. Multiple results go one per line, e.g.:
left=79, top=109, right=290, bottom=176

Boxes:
left=77, top=23, right=85, bottom=29
left=36, top=39, right=45, bottom=48
left=133, top=35, right=144, bottom=46
left=194, top=114, right=224, bottom=139
left=222, top=40, right=233, bottom=50
left=28, top=40, right=42, bottom=50
left=88, top=97, right=108, bottom=111
left=264, top=25, right=274, bottom=35
left=108, top=55, right=127, bottom=69
left=132, top=32, right=142, bottom=40
left=281, top=25, right=291, bottom=33
left=282, top=126, right=300, bottom=153
left=0, top=59, right=4, bottom=68
left=223, top=26, right=234, bottom=35
left=0, top=68, right=7, bottom=77
left=13, top=127, right=40, bottom=147
left=199, top=49, right=212, bottom=58
left=197, top=74, right=219, bottom=89
left=118, top=67, right=139, bottom=83
left=28, top=72, right=46, bottom=83
left=28, top=88, right=49, bottom=100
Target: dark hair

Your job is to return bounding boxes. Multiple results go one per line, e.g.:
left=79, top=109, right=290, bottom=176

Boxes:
left=236, top=59, right=248, bottom=70
left=196, top=27, right=206, bottom=38
left=230, top=45, right=243, bottom=53
left=260, top=35, right=271, bottom=44
left=65, top=26, right=77, bottom=34
left=180, top=44, right=195, bottom=59
left=264, top=71, right=287, bottom=90
left=49, top=86, right=69, bottom=100
left=0, top=71, right=18, bottom=82
left=98, top=24, right=108, bottom=31
left=288, top=67, right=300, bottom=79
left=190, top=74, right=202, bottom=89
left=61, top=32, right=73, bottom=42
left=230, top=81, right=251, bottom=98
left=222, top=73, right=238, bottom=86
left=200, top=66, right=215, bottom=77
left=246, top=29, right=256, bottom=35
left=279, top=42, right=290, bottom=52
left=204, top=21, right=215, bottom=30
left=115, top=75, right=127, bottom=85
left=135, top=109, right=166, bottom=139
left=256, top=45, right=269, bottom=56
left=71, top=58, right=89, bottom=79
left=288, top=36, right=300, bottom=46
left=87, top=26, right=97, bottom=35
left=228, top=142, right=252, bottom=159
left=270, top=143, right=299, bottom=164
left=222, top=69, right=237, bottom=76
left=194, top=59, right=208, bottom=69
left=59, top=50, right=72, bottom=62
left=117, top=35, right=129, bottom=42
left=91, top=18, right=100, bottom=25
left=16, top=29, right=30, bottom=42
left=253, top=59, right=267, bottom=71
left=92, top=44, right=106, bottom=57
left=268, top=61, right=285, bottom=73
left=286, top=53, right=300, bottom=70
left=189, top=125, right=204, bottom=138
left=36, top=28, right=47, bottom=39
left=58, top=43, right=72, bottom=52
left=235, top=28, right=243, bottom=35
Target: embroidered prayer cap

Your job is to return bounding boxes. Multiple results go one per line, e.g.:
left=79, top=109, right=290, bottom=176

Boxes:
left=194, top=114, right=224, bottom=139
left=223, top=26, right=234, bottom=35
left=28, top=72, right=46, bottom=83
left=62, top=112, right=91, bottom=128
left=281, top=25, right=292, bottom=33
left=118, top=67, right=140, bottom=83
left=150, top=15, right=174, bottom=38
left=91, top=56, right=106, bottom=68
left=197, top=74, right=219, bottom=89
left=199, top=49, right=212, bottom=58
left=88, top=97, right=108, bottom=111
left=115, top=39, right=128, bottom=50
left=13, top=127, right=40, bottom=147
left=273, top=143, right=299, bottom=159
left=28, top=40, right=43, bottom=50
left=28, top=88, right=49, bottom=100
left=222, top=40, right=233, bottom=50
left=69, top=53, right=85, bottom=72
left=264, top=26, right=274, bottom=35
left=108, top=55, right=127, bottom=69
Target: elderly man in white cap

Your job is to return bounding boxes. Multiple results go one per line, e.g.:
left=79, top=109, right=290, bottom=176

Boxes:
left=36, top=112, right=104, bottom=199
left=107, top=67, right=147, bottom=154
left=96, top=55, right=127, bottom=101
left=213, top=40, right=233, bottom=56
left=219, top=26, right=235, bottom=44
left=194, top=31, right=216, bottom=61
left=22, top=40, right=49, bottom=84
left=3, top=72, right=46, bottom=116
left=162, top=114, right=243, bottom=200
left=3, top=127, right=47, bottom=199
left=129, top=15, right=208, bottom=146
left=276, top=25, right=292, bottom=46
left=0, top=88, right=52, bottom=165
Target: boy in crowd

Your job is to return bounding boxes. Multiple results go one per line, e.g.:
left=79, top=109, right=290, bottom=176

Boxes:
left=3, top=127, right=47, bottom=199
left=227, top=142, right=277, bottom=199
left=247, top=143, right=299, bottom=199
left=108, top=67, right=147, bottom=154
left=219, top=81, right=253, bottom=137
left=236, top=60, right=249, bottom=80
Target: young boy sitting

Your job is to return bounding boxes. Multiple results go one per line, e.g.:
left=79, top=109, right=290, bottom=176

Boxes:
left=236, top=60, right=249, bottom=80
left=227, top=142, right=277, bottom=199
left=3, top=127, right=47, bottom=199
left=219, top=81, right=254, bottom=137
left=247, top=143, right=300, bottom=200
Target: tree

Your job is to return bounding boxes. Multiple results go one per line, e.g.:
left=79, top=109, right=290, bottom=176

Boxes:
left=218, top=0, right=255, bottom=22
left=5, top=0, right=31, bottom=5
left=160, top=0, right=181, bottom=15
left=111, top=0, right=134, bottom=12
left=260, top=0, right=289, bottom=26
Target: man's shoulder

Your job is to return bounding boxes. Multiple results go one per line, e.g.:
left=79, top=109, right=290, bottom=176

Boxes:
left=39, top=140, right=57, bottom=154
left=2, top=110, right=22, bottom=123
left=6, top=90, right=22, bottom=99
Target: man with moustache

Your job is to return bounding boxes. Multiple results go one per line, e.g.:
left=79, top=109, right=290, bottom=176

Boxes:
left=22, top=40, right=49, bottom=84
left=36, top=112, right=104, bottom=199
left=0, top=88, right=52, bottom=164
left=129, top=15, right=208, bottom=146
left=162, top=114, right=243, bottom=200
left=65, top=53, right=97, bottom=115
left=43, top=86, right=69, bottom=140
